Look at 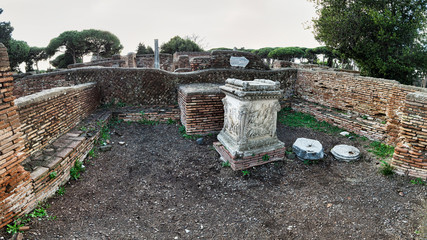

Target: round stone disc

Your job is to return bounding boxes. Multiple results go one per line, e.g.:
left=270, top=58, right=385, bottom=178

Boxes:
left=331, top=144, right=360, bottom=162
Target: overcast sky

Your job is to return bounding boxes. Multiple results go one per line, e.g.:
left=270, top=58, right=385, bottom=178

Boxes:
left=2, top=0, right=321, bottom=54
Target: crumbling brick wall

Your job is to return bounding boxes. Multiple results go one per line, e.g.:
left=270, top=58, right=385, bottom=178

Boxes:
left=295, top=69, right=427, bottom=144
left=15, top=83, right=100, bottom=156
left=14, top=68, right=297, bottom=105
left=0, top=43, right=32, bottom=228
left=135, top=54, right=173, bottom=71
left=392, top=92, right=427, bottom=179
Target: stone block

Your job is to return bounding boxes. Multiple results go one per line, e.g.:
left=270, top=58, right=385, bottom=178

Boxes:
left=292, top=138, right=324, bottom=160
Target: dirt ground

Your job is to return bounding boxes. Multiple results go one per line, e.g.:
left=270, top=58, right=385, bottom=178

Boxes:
left=1, top=122, right=426, bottom=240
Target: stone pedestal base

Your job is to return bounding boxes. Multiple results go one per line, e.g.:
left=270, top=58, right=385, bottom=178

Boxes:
left=213, top=142, right=285, bottom=170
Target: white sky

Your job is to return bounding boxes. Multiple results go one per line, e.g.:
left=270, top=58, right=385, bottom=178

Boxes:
left=2, top=0, right=320, bottom=54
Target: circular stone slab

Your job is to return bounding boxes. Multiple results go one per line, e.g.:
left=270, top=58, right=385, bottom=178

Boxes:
left=331, top=144, right=360, bottom=162
left=292, top=138, right=324, bottom=160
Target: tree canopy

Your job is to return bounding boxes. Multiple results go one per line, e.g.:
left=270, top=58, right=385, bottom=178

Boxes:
left=51, top=52, right=81, bottom=69
left=136, top=42, right=154, bottom=54
left=25, top=47, right=47, bottom=72
left=81, top=29, right=123, bottom=59
left=312, top=0, right=427, bottom=84
left=0, top=8, right=13, bottom=49
left=160, top=36, right=203, bottom=54
left=46, top=29, right=123, bottom=65
left=8, top=39, right=30, bottom=71
left=267, top=47, right=305, bottom=61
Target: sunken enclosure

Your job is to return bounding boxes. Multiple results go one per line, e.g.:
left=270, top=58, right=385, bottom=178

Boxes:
left=0, top=44, right=426, bottom=228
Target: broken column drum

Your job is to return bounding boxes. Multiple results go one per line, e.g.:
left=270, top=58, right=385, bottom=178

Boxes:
left=215, top=78, right=286, bottom=170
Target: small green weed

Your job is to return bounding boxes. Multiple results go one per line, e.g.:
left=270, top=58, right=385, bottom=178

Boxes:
left=56, top=186, right=65, bottom=196
left=138, top=119, right=160, bottom=125
left=222, top=161, right=231, bottom=168
left=242, top=170, right=250, bottom=176
left=29, top=207, right=47, bottom=218
left=179, top=125, right=201, bottom=140
left=7, top=203, right=53, bottom=235
left=88, top=148, right=97, bottom=158
left=49, top=171, right=57, bottom=179
left=116, top=101, right=126, bottom=107
left=410, top=178, right=425, bottom=185
left=166, top=118, right=176, bottom=125
left=262, top=154, right=270, bottom=162
left=361, top=115, right=368, bottom=120
left=70, top=160, right=85, bottom=180
left=368, top=141, right=394, bottom=159
left=79, top=126, right=88, bottom=132
left=6, top=221, right=24, bottom=234
left=379, top=160, right=395, bottom=176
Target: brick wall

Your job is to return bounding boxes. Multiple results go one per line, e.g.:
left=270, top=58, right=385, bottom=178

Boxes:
left=295, top=69, right=427, bottom=144
left=114, top=105, right=180, bottom=123
left=14, top=68, right=297, bottom=105
left=392, top=92, right=427, bottom=179
left=135, top=54, right=173, bottom=71
left=0, top=43, right=32, bottom=228
left=173, top=55, right=190, bottom=71
left=67, top=59, right=127, bottom=69
left=13, top=71, right=70, bottom=98
left=190, top=57, right=211, bottom=71
left=178, top=84, right=225, bottom=135
left=15, top=83, right=100, bottom=156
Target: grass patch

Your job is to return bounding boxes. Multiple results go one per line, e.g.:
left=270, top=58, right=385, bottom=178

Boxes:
left=138, top=119, right=160, bottom=125
left=278, top=107, right=343, bottom=134
left=368, top=141, right=394, bottom=159
left=379, top=160, right=395, bottom=176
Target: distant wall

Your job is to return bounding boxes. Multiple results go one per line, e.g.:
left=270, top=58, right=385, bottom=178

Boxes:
left=210, top=50, right=269, bottom=70
left=14, top=68, right=298, bottom=105
left=135, top=54, right=173, bottom=71
left=15, top=83, right=100, bottom=156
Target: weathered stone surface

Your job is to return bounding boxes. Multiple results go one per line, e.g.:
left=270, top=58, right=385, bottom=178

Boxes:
left=331, top=144, right=360, bottom=162
left=292, top=138, right=324, bottom=160
left=217, top=78, right=284, bottom=159
left=99, top=145, right=112, bottom=152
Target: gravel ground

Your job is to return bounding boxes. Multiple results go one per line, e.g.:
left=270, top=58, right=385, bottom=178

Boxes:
left=1, top=122, right=426, bottom=240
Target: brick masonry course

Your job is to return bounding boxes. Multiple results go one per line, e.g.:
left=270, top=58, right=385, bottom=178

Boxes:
left=178, top=84, right=225, bottom=135
left=15, top=83, right=100, bottom=157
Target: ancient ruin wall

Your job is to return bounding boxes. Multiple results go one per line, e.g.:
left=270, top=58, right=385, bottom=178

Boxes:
left=0, top=44, right=32, bottom=228
left=14, top=68, right=298, bottom=105
left=13, top=71, right=70, bottom=98
left=295, top=69, right=427, bottom=144
left=15, top=83, right=100, bottom=156
left=392, top=92, right=427, bottom=179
